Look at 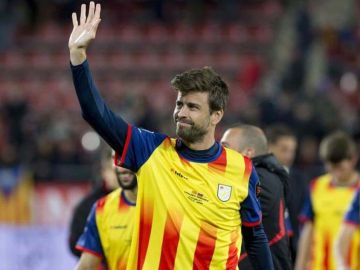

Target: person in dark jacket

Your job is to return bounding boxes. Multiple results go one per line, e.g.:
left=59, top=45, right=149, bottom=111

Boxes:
left=68, top=147, right=119, bottom=257
left=266, top=124, right=309, bottom=262
left=221, top=124, right=292, bottom=270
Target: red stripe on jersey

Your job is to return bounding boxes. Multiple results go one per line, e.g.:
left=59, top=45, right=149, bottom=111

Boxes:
left=226, top=230, right=239, bottom=270
left=120, top=125, right=133, bottom=166
left=193, top=223, right=217, bottom=270
left=163, top=137, right=172, bottom=148
left=243, top=156, right=252, bottom=180
left=159, top=212, right=183, bottom=269
left=75, top=245, right=103, bottom=258
left=268, top=199, right=286, bottom=245
left=137, top=199, right=153, bottom=270
left=208, top=148, right=227, bottom=174
left=242, top=219, right=262, bottom=227
left=96, top=196, right=106, bottom=212
left=323, top=233, right=331, bottom=270
left=347, top=240, right=354, bottom=267
left=117, top=254, right=127, bottom=270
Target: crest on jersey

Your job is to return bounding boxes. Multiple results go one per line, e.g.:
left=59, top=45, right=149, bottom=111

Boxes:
left=217, top=184, right=232, bottom=202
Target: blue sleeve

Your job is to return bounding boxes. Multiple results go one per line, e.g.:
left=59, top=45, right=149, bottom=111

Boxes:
left=298, top=185, right=314, bottom=223
left=242, top=224, right=274, bottom=270
left=344, top=189, right=360, bottom=226
left=71, top=61, right=166, bottom=172
left=76, top=204, right=104, bottom=258
left=240, top=167, right=262, bottom=227
left=71, top=60, right=128, bottom=155
left=115, top=126, right=167, bottom=172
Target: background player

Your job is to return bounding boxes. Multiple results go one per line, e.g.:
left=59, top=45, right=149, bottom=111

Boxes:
left=221, top=124, right=292, bottom=270
left=68, top=2, right=273, bottom=269
left=266, top=124, right=306, bottom=261
left=295, top=131, right=360, bottom=270
left=334, top=188, right=360, bottom=270
left=69, top=147, right=119, bottom=257
left=75, top=164, right=137, bottom=270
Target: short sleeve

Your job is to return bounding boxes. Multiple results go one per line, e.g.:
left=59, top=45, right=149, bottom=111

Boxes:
left=114, top=125, right=167, bottom=172
left=344, top=189, right=360, bottom=226
left=75, top=204, right=104, bottom=258
left=298, top=184, right=314, bottom=223
left=240, top=166, right=262, bottom=227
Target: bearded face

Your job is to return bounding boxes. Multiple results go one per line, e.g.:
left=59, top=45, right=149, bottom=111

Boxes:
left=114, top=167, right=137, bottom=190
left=173, top=92, right=212, bottom=144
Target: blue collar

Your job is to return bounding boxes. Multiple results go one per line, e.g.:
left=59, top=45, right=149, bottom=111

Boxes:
left=175, top=139, right=222, bottom=163
left=121, top=190, right=136, bottom=206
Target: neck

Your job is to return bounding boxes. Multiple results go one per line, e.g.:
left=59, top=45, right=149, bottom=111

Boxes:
left=124, top=187, right=137, bottom=204
left=183, top=133, right=216, bottom=151
left=334, top=171, right=359, bottom=185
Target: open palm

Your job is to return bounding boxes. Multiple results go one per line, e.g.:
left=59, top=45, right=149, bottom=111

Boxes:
left=68, top=2, right=101, bottom=50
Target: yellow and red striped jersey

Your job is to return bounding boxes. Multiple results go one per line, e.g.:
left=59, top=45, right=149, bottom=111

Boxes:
left=76, top=188, right=136, bottom=270
left=300, top=174, right=360, bottom=270
left=115, top=127, right=262, bottom=270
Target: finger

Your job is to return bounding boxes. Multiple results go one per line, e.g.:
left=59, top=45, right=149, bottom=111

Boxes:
left=72, top=12, right=78, bottom=27
left=86, top=1, right=95, bottom=23
left=80, top=4, right=86, bottom=25
left=91, top=19, right=101, bottom=30
left=90, top=19, right=101, bottom=37
left=94, top=3, right=101, bottom=20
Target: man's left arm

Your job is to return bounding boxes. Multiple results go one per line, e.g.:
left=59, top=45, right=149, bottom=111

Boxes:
left=240, top=164, right=274, bottom=270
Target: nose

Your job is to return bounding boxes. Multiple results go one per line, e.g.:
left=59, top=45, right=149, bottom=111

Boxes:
left=176, top=106, right=188, bottom=119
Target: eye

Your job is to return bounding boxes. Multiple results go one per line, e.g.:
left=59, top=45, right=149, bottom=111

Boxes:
left=176, top=101, right=183, bottom=108
left=188, top=103, right=200, bottom=110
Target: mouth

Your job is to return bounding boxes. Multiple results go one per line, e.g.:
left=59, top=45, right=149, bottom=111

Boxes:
left=176, top=118, right=193, bottom=126
left=177, top=122, right=192, bottom=128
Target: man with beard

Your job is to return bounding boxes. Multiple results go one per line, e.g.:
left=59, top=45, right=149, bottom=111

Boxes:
left=68, top=2, right=273, bottom=269
left=75, top=162, right=137, bottom=270
left=221, top=124, right=292, bottom=270
left=69, top=148, right=120, bottom=257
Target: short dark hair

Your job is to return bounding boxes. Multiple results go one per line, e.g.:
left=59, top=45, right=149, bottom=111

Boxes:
left=171, top=67, right=229, bottom=113
left=266, top=124, right=296, bottom=145
left=319, top=131, right=357, bottom=163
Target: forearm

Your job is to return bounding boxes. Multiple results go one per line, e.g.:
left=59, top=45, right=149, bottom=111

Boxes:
left=295, top=222, right=313, bottom=270
left=71, top=60, right=128, bottom=153
left=75, top=252, right=101, bottom=270
left=242, top=224, right=274, bottom=270
left=334, top=226, right=355, bottom=270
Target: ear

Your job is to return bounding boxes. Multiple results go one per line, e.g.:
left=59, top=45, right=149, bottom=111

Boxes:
left=246, top=148, right=256, bottom=159
left=210, top=110, right=224, bottom=125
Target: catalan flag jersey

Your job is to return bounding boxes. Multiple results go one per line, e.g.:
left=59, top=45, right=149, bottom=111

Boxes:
left=299, top=174, right=360, bottom=270
left=71, top=60, right=271, bottom=270
left=76, top=189, right=136, bottom=270
left=344, top=189, right=360, bottom=270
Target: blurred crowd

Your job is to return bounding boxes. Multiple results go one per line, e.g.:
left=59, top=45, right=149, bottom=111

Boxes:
left=0, top=0, right=359, bottom=182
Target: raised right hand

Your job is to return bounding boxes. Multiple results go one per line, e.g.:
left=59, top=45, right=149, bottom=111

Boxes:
left=69, top=2, right=101, bottom=64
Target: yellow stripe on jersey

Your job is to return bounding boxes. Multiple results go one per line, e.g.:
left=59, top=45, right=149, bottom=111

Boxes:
left=95, top=189, right=136, bottom=270
left=309, top=174, right=360, bottom=270
left=126, top=138, right=255, bottom=270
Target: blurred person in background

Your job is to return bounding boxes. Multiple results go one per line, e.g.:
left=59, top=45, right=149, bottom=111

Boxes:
left=334, top=188, right=360, bottom=270
left=266, top=124, right=306, bottom=261
left=75, top=162, right=137, bottom=270
left=68, top=147, right=119, bottom=257
left=69, top=2, right=273, bottom=269
left=221, top=124, right=292, bottom=270
left=295, top=131, right=360, bottom=270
